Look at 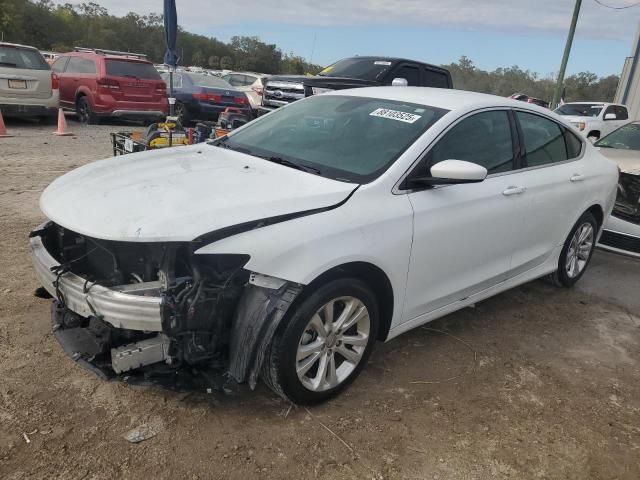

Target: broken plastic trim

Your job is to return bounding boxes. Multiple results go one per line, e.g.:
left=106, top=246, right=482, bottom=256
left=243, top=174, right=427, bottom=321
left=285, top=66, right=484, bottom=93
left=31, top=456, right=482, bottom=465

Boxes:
left=228, top=281, right=303, bottom=388
left=191, top=186, right=359, bottom=247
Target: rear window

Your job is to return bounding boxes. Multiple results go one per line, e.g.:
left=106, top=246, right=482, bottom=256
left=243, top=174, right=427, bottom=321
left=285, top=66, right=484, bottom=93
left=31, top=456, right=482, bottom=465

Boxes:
left=185, top=73, right=232, bottom=89
left=0, top=46, right=49, bottom=70
left=317, top=58, right=393, bottom=81
left=105, top=60, right=161, bottom=80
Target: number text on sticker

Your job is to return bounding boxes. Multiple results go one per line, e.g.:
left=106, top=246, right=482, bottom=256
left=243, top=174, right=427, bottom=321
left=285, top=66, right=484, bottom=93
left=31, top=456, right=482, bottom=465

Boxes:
left=370, top=108, right=422, bottom=124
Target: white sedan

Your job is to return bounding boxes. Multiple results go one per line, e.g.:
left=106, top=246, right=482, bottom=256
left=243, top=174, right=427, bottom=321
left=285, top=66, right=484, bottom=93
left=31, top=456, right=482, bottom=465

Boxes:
left=31, top=87, right=618, bottom=404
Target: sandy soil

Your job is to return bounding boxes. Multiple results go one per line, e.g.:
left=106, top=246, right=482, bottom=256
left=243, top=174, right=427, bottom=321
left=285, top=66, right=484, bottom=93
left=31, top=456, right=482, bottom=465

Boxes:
left=1, top=118, right=639, bottom=480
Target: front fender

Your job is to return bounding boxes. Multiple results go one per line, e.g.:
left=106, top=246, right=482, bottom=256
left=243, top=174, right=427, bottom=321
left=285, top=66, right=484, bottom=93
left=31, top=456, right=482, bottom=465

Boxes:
left=196, top=187, right=414, bottom=328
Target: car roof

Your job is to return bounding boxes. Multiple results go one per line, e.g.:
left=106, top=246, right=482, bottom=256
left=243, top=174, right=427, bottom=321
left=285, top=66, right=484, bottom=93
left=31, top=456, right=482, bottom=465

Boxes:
left=0, top=42, right=39, bottom=50
left=561, top=101, right=623, bottom=107
left=329, top=86, right=551, bottom=114
left=59, top=51, right=151, bottom=63
left=226, top=71, right=266, bottom=77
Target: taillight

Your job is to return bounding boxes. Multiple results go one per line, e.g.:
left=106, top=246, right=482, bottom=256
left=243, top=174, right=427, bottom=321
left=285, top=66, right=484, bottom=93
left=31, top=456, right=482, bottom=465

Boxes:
left=234, top=96, right=247, bottom=105
left=51, top=73, right=59, bottom=90
left=97, top=78, right=120, bottom=90
left=156, top=81, right=166, bottom=92
left=193, top=93, right=222, bottom=102
left=251, top=86, right=263, bottom=96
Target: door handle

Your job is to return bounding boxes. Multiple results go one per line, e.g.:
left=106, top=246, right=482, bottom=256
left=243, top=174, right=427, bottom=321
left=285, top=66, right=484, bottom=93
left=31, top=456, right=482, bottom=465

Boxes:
left=570, top=174, right=585, bottom=182
left=502, top=186, right=527, bottom=196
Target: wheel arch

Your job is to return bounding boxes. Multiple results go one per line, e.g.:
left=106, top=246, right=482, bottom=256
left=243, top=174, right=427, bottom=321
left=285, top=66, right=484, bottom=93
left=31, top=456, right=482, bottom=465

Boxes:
left=586, top=203, right=604, bottom=229
left=587, top=129, right=601, bottom=139
left=300, top=261, right=395, bottom=342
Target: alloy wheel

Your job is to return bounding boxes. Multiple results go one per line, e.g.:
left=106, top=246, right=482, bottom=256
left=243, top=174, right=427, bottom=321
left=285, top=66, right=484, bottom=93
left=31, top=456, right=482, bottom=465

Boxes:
left=565, top=222, right=594, bottom=278
left=296, top=296, right=370, bottom=392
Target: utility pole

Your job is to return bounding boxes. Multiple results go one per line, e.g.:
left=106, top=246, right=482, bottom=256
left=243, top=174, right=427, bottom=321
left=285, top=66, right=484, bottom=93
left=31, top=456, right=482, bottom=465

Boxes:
left=551, top=0, right=582, bottom=109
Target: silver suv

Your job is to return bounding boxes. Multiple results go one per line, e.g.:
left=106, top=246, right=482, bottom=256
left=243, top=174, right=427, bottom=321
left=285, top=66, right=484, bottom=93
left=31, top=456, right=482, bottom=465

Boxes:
left=0, top=42, right=59, bottom=121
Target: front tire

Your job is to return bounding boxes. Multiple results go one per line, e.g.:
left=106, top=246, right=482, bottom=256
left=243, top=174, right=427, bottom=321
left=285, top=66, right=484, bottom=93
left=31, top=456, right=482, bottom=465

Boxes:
left=550, top=211, right=598, bottom=287
left=262, top=278, right=379, bottom=404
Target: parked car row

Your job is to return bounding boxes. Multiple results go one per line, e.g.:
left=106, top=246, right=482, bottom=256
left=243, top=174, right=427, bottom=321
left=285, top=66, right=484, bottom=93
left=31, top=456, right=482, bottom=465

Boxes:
left=1, top=44, right=258, bottom=126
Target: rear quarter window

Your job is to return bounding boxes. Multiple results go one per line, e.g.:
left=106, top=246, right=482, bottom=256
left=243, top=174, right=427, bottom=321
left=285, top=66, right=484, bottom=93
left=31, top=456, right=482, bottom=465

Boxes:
left=0, top=46, right=49, bottom=70
left=105, top=60, right=161, bottom=80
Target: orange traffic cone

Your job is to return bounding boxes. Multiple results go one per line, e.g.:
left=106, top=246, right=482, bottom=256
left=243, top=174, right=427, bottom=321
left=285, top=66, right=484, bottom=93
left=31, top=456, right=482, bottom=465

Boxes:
left=0, top=109, right=12, bottom=138
left=53, top=108, right=73, bottom=136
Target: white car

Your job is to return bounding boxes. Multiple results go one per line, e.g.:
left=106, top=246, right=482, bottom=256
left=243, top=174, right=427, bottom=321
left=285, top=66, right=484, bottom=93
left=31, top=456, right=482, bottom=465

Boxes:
left=594, top=121, right=640, bottom=257
left=0, top=42, right=59, bottom=121
left=222, top=71, right=266, bottom=110
left=30, top=87, right=618, bottom=404
left=555, top=102, right=629, bottom=140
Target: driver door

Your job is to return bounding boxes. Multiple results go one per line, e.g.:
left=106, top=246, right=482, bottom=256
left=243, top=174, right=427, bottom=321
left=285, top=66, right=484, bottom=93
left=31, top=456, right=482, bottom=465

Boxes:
left=402, top=110, right=528, bottom=321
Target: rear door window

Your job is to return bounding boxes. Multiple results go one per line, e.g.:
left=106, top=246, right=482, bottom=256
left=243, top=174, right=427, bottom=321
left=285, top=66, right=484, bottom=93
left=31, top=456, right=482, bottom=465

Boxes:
left=516, top=112, right=568, bottom=166
left=51, top=57, right=69, bottom=73
left=616, top=106, right=629, bottom=120
left=105, top=60, right=161, bottom=80
left=429, top=110, right=514, bottom=174
left=0, top=46, right=49, bottom=70
left=423, top=68, right=450, bottom=88
left=563, top=129, right=583, bottom=159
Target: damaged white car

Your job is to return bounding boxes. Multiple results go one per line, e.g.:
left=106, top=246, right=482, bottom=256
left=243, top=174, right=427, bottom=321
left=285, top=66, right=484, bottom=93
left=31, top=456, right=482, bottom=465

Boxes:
left=31, top=87, right=618, bottom=404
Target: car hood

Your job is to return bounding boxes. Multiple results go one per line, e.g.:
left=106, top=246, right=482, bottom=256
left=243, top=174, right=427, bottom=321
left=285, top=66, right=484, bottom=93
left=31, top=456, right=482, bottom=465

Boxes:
left=597, top=148, right=640, bottom=175
left=561, top=115, right=596, bottom=123
left=40, top=145, right=357, bottom=242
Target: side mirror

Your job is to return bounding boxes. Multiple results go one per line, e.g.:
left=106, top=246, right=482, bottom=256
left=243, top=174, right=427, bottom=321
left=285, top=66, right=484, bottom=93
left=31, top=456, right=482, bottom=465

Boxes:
left=408, top=160, right=488, bottom=188
left=604, top=113, right=617, bottom=120
left=392, top=77, right=408, bottom=86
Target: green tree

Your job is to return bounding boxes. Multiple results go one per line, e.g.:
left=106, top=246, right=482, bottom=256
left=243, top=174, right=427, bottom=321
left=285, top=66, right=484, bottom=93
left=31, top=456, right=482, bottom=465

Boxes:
left=191, top=50, right=205, bottom=67
left=220, top=56, right=233, bottom=70
left=208, top=55, right=220, bottom=69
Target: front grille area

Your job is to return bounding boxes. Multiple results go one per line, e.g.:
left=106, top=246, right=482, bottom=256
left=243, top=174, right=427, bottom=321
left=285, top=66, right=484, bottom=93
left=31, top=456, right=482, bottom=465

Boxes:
left=600, top=230, right=640, bottom=254
left=263, top=80, right=305, bottom=107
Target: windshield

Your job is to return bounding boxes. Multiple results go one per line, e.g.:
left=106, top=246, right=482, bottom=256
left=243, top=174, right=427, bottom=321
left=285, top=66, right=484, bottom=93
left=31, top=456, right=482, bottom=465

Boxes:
left=595, top=123, right=640, bottom=151
left=555, top=103, right=603, bottom=117
left=105, top=60, right=161, bottom=80
left=185, top=73, right=232, bottom=89
left=214, top=95, right=448, bottom=183
left=317, top=58, right=393, bottom=81
left=0, top=46, right=49, bottom=70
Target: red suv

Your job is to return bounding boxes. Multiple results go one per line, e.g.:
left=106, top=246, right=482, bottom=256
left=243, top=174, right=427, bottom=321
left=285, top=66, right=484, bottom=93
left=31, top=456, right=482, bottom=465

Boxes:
left=52, top=48, right=168, bottom=124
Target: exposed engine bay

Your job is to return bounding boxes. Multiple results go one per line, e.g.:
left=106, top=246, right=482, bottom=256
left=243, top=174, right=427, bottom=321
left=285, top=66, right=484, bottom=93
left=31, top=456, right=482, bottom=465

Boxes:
left=32, top=221, right=302, bottom=391
left=613, top=171, right=640, bottom=225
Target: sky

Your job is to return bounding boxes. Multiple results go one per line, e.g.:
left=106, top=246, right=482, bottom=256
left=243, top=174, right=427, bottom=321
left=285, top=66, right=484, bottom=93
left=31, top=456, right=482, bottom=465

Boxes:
left=55, top=0, right=640, bottom=76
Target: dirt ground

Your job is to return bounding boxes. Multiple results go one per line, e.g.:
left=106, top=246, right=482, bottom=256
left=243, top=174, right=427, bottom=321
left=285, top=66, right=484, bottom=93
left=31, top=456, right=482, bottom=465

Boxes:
left=1, top=118, right=639, bottom=480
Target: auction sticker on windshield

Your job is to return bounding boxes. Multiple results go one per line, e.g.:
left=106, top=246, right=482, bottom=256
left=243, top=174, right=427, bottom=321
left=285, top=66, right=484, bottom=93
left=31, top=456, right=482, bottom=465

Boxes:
left=370, top=108, right=422, bottom=124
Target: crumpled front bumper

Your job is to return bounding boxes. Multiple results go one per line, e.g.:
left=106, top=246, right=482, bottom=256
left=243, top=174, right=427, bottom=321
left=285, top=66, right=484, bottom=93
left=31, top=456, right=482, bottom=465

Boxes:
left=29, top=224, right=163, bottom=332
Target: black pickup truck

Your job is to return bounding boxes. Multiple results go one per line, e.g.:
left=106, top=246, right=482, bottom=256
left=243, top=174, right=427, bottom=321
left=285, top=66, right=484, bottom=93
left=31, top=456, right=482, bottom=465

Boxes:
left=259, top=56, right=452, bottom=114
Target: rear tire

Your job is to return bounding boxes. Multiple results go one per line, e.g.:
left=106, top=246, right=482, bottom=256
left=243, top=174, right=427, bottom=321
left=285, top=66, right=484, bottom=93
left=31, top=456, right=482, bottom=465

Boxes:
left=549, top=211, right=598, bottom=288
left=76, top=96, right=98, bottom=125
left=174, top=101, right=189, bottom=126
left=261, top=278, right=379, bottom=405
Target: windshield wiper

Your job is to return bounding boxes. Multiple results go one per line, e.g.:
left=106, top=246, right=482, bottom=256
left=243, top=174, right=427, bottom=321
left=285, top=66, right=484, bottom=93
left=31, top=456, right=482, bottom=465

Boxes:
left=0, top=62, right=18, bottom=67
left=262, top=156, right=322, bottom=175
left=214, top=141, right=322, bottom=175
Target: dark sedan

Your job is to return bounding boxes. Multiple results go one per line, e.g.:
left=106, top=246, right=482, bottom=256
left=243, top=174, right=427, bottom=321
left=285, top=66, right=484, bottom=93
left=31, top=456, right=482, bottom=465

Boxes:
left=161, top=72, right=251, bottom=124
